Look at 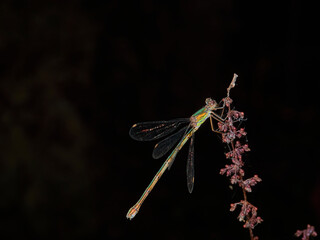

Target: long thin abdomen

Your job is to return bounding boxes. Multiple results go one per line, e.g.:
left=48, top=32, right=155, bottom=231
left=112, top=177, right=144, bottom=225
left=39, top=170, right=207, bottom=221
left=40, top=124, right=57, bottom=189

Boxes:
left=126, top=128, right=196, bottom=219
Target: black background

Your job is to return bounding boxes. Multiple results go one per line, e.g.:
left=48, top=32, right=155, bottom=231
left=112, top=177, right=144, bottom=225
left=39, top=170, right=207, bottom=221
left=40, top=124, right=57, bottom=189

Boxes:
left=1, top=1, right=319, bottom=239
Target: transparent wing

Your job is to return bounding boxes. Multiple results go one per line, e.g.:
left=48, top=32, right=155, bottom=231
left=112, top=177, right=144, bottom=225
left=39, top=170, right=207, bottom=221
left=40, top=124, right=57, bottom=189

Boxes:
left=187, top=134, right=195, bottom=193
left=129, top=118, right=189, bottom=141
left=152, top=125, right=189, bottom=159
left=168, top=128, right=194, bottom=170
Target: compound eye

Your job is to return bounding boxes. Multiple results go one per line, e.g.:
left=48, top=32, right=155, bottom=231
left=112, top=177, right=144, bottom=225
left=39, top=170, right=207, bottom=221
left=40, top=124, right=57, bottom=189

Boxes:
left=205, top=98, right=218, bottom=109
left=205, top=98, right=212, bottom=105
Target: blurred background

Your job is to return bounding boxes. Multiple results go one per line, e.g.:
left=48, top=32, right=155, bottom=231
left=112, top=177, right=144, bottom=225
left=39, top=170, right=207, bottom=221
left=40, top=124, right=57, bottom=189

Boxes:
left=1, top=1, right=319, bottom=239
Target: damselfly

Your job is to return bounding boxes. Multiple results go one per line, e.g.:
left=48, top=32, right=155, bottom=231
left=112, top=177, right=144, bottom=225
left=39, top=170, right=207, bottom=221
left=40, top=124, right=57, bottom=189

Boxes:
left=126, top=98, right=227, bottom=219
left=126, top=74, right=238, bottom=220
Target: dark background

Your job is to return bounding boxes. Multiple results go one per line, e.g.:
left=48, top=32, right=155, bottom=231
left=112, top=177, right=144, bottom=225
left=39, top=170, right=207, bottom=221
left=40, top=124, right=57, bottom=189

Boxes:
left=1, top=1, right=319, bottom=239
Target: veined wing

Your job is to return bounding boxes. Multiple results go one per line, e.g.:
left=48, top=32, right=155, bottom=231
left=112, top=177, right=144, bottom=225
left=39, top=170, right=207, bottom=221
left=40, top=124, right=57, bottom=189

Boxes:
left=152, top=125, right=190, bottom=159
left=129, top=118, right=189, bottom=141
left=186, top=134, right=195, bottom=193
left=167, top=128, right=195, bottom=170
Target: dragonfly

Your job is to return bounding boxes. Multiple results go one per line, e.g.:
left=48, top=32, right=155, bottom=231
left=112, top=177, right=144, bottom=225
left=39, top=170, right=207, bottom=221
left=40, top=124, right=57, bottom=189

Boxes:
left=126, top=98, right=227, bottom=220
